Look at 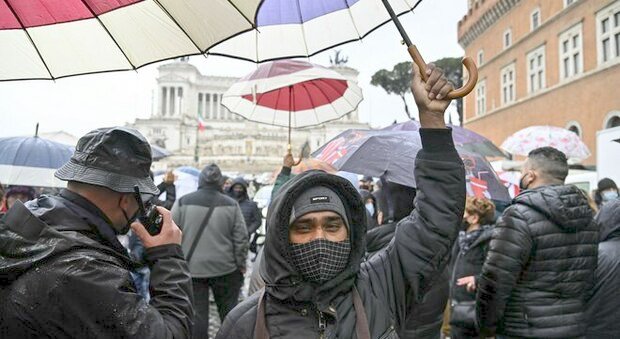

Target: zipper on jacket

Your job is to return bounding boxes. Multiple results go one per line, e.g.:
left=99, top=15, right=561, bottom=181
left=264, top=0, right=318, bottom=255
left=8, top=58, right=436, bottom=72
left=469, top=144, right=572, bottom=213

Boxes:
left=318, top=311, right=326, bottom=339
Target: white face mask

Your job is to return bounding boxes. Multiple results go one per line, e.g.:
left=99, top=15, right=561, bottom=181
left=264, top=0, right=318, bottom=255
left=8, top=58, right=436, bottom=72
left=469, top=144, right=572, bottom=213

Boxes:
left=365, top=203, right=375, bottom=216
left=602, top=190, right=619, bottom=202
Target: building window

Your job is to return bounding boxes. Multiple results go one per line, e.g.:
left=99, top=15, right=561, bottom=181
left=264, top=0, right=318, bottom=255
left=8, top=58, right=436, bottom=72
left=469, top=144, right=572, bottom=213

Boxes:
left=559, top=23, right=583, bottom=80
left=527, top=45, right=546, bottom=93
left=477, top=50, right=484, bottom=66
left=531, top=8, right=541, bottom=31
left=500, top=63, right=516, bottom=105
left=564, top=0, right=578, bottom=8
left=597, top=1, right=620, bottom=64
left=476, top=80, right=486, bottom=115
left=565, top=121, right=582, bottom=138
left=604, top=112, right=620, bottom=128
left=503, top=29, right=512, bottom=49
left=205, top=93, right=212, bottom=119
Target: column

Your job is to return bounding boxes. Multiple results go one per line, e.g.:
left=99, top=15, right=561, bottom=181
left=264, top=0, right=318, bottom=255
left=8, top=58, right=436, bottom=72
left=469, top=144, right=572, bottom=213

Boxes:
left=209, top=93, right=215, bottom=119
left=219, top=94, right=224, bottom=120
left=198, top=93, right=203, bottom=117
left=161, top=87, right=167, bottom=116
left=213, top=93, right=219, bottom=120
left=177, top=87, right=183, bottom=116
left=169, top=87, right=175, bottom=116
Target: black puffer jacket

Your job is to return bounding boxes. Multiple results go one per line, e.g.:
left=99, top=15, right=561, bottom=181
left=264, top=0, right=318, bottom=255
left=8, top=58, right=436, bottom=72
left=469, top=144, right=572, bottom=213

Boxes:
left=216, top=129, right=465, bottom=339
left=586, top=199, right=620, bottom=338
left=229, top=177, right=262, bottom=235
left=0, top=190, right=193, bottom=338
left=477, top=184, right=598, bottom=338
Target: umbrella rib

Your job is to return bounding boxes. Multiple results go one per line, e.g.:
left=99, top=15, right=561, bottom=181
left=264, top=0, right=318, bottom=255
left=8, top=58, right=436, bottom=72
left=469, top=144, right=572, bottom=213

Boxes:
left=225, top=0, right=258, bottom=29
left=77, top=0, right=137, bottom=70
left=3, top=1, right=55, bottom=80
left=294, top=0, right=311, bottom=57
left=152, top=0, right=205, bottom=53
left=343, top=0, right=363, bottom=39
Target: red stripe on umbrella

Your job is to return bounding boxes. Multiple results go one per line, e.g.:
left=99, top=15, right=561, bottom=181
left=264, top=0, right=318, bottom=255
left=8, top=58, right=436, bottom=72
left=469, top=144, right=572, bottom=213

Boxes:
left=0, top=0, right=142, bottom=29
left=241, top=78, right=348, bottom=111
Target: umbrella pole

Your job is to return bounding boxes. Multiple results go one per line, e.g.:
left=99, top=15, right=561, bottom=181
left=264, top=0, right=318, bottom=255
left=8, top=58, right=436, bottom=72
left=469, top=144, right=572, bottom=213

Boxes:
left=380, top=0, right=478, bottom=99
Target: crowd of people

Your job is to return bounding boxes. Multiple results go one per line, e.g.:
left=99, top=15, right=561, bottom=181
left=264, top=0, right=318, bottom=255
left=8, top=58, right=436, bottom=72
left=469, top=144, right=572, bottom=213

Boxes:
left=0, top=63, right=619, bottom=339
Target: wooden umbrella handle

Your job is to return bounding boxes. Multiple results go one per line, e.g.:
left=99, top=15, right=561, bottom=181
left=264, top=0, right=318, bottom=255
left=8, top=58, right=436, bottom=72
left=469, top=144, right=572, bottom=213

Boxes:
left=408, top=45, right=478, bottom=100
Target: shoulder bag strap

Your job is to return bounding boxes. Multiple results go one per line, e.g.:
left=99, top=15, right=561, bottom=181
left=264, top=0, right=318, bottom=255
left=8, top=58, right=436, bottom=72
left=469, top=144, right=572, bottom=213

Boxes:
left=185, top=205, right=216, bottom=263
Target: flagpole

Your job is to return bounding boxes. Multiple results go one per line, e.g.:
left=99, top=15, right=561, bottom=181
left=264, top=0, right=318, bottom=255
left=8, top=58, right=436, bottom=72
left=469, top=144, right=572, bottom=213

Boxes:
left=194, top=114, right=200, bottom=165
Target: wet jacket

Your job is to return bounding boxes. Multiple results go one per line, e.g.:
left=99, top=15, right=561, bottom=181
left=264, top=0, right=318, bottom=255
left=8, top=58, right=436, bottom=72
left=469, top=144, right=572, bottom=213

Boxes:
left=216, top=128, right=465, bottom=339
left=477, top=185, right=598, bottom=338
left=586, top=199, right=620, bottom=338
left=229, top=177, right=262, bottom=235
left=0, top=190, right=193, bottom=338
left=172, top=174, right=248, bottom=278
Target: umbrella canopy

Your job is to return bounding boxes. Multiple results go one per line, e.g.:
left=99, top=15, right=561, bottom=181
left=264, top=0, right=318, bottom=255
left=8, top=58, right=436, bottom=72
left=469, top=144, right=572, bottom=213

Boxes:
left=0, top=0, right=262, bottom=81
left=222, top=59, right=363, bottom=129
left=313, top=129, right=510, bottom=202
left=209, top=0, right=421, bottom=63
left=153, top=166, right=200, bottom=199
left=501, top=125, right=591, bottom=161
left=151, top=144, right=171, bottom=161
left=0, top=136, right=73, bottom=187
left=383, top=120, right=507, bottom=158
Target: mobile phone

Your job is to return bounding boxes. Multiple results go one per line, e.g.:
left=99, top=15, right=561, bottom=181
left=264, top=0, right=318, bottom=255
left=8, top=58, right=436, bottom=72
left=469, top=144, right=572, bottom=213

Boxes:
left=133, top=186, right=163, bottom=236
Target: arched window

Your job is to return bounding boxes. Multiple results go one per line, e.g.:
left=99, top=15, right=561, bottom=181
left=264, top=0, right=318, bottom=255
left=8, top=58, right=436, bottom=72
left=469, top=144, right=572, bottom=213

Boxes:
left=565, top=120, right=582, bottom=138
left=603, top=111, right=620, bottom=129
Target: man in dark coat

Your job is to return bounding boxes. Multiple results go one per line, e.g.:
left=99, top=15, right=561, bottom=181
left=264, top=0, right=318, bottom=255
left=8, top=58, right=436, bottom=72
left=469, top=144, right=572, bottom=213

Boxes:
left=229, top=177, right=262, bottom=236
left=0, top=127, right=193, bottom=338
left=585, top=199, right=620, bottom=338
left=476, top=147, right=598, bottom=338
left=216, top=63, right=465, bottom=339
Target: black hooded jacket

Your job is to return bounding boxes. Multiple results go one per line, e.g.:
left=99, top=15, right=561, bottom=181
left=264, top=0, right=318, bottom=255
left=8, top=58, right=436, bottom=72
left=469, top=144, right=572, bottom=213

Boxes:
left=0, top=190, right=193, bottom=338
left=586, top=199, right=620, bottom=338
left=228, top=177, right=262, bottom=235
left=476, top=184, right=598, bottom=338
left=216, top=129, right=465, bottom=339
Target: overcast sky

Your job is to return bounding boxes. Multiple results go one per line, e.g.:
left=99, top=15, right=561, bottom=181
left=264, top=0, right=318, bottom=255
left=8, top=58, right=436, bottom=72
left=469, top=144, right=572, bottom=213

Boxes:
left=0, top=0, right=468, bottom=140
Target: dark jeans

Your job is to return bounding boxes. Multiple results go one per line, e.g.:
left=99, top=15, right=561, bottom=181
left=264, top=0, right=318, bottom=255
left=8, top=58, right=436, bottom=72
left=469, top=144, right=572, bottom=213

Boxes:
left=192, top=270, right=243, bottom=339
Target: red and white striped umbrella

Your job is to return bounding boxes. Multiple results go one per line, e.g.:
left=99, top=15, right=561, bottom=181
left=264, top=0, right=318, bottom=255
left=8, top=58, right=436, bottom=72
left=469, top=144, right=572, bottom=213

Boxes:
left=0, top=0, right=261, bottom=81
left=222, top=60, right=363, bottom=133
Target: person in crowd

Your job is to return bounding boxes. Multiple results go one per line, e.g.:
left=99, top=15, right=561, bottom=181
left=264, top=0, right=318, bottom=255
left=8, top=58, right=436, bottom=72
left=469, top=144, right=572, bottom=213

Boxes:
left=228, top=177, right=262, bottom=236
left=1, top=185, right=36, bottom=213
left=585, top=198, right=620, bottom=338
left=365, top=181, right=449, bottom=339
left=155, top=170, right=177, bottom=209
left=216, top=63, right=465, bottom=338
left=172, top=164, right=248, bottom=339
left=360, top=189, right=378, bottom=230
left=476, top=147, right=598, bottom=338
left=448, top=196, right=495, bottom=339
left=593, top=177, right=618, bottom=209
left=0, top=127, right=193, bottom=337
left=359, top=176, right=374, bottom=192
left=221, top=175, right=233, bottom=195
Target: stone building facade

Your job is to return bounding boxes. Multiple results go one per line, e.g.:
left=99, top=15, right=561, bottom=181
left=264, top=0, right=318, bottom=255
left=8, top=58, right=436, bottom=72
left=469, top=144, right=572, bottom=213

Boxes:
left=130, top=59, right=368, bottom=173
left=459, top=0, right=620, bottom=164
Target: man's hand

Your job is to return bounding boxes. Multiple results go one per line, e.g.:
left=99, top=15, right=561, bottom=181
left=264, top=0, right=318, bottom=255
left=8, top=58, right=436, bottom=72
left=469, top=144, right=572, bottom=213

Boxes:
left=283, top=153, right=294, bottom=168
left=411, top=62, right=454, bottom=129
left=457, top=275, right=476, bottom=293
left=131, top=207, right=182, bottom=248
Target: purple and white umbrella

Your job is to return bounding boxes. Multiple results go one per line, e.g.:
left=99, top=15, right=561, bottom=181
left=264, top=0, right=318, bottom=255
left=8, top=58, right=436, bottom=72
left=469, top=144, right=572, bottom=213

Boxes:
left=209, top=0, right=422, bottom=63
left=0, top=0, right=262, bottom=81
left=501, top=125, right=591, bottom=161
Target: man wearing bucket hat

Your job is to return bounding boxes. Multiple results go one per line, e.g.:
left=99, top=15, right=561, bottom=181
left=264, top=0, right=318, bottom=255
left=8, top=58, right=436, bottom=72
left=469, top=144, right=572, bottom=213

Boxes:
left=0, top=127, right=193, bottom=338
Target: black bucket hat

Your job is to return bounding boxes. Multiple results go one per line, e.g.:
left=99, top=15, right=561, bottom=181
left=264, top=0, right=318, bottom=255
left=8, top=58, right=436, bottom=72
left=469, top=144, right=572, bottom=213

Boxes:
left=55, top=127, right=159, bottom=195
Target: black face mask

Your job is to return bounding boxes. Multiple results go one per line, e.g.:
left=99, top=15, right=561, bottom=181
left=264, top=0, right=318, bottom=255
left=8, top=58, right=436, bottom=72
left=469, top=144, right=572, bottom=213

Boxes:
left=119, top=197, right=139, bottom=235
left=232, top=190, right=244, bottom=199
left=290, top=238, right=351, bottom=283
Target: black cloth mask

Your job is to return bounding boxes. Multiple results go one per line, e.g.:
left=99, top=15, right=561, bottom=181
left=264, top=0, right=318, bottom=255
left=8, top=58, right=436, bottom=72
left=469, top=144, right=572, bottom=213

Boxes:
left=119, top=197, right=138, bottom=235
left=290, top=238, right=351, bottom=283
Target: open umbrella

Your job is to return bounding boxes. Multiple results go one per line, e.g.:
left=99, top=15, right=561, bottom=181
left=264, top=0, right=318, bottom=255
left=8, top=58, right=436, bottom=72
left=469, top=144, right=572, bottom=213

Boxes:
left=383, top=120, right=507, bottom=158
left=210, top=0, right=477, bottom=99
left=313, top=129, right=510, bottom=202
left=0, top=0, right=262, bottom=81
left=222, top=59, right=363, bottom=150
left=153, top=166, right=200, bottom=199
left=151, top=144, right=171, bottom=161
left=501, top=125, right=591, bottom=161
left=0, top=134, right=73, bottom=187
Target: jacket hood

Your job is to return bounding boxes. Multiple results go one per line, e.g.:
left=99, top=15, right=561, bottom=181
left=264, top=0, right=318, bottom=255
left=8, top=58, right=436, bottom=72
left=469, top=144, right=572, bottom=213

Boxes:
left=515, top=184, right=594, bottom=232
left=259, top=170, right=366, bottom=307
left=228, top=177, right=249, bottom=200
left=0, top=195, right=131, bottom=284
left=596, top=199, right=620, bottom=241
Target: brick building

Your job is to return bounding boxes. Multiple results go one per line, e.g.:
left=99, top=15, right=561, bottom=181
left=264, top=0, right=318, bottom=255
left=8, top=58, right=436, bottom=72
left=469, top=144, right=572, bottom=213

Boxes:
left=458, top=0, right=620, bottom=164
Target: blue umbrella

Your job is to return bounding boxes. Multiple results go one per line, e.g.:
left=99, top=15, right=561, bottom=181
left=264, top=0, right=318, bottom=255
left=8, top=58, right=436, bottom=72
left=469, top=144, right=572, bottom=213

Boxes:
left=0, top=136, right=74, bottom=188
left=313, top=129, right=510, bottom=202
left=151, top=144, right=172, bottom=161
